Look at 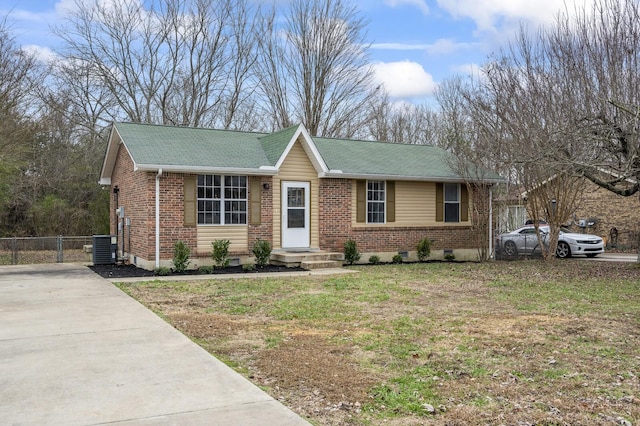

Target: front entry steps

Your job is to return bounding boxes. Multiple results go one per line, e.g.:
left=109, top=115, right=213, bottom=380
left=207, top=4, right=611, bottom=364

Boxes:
left=271, top=251, right=344, bottom=270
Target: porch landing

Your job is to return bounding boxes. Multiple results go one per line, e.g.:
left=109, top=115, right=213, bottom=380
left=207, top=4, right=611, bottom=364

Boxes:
left=271, top=251, right=344, bottom=270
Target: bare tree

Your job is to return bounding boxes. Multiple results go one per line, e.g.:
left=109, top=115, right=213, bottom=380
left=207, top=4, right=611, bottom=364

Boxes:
left=434, top=77, right=506, bottom=261
left=461, top=0, right=640, bottom=258
left=547, top=0, right=640, bottom=195
left=0, top=20, right=43, bottom=236
left=364, top=90, right=441, bottom=144
left=0, top=20, right=39, bottom=165
left=55, top=0, right=259, bottom=128
left=255, top=0, right=375, bottom=137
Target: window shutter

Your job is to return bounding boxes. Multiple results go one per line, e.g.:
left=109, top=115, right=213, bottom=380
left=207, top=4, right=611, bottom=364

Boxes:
left=356, top=180, right=366, bottom=223
left=184, top=175, right=196, bottom=227
left=435, top=183, right=443, bottom=222
left=386, top=181, right=395, bottom=223
left=460, top=184, right=469, bottom=222
left=250, top=177, right=262, bottom=225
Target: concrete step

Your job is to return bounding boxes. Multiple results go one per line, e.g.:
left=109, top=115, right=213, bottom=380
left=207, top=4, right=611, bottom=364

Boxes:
left=270, top=251, right=344, bottom=269
left=271, top=252, right=343, bottom=263
left=300, top=260, right=344, bottom=270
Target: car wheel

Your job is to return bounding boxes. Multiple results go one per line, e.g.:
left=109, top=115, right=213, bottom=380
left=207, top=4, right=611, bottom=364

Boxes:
left=586, top=253, right=598, bottom=258
left=556, top=241, right=571, bottom=258
left=504, top=240, right=518, bottom=257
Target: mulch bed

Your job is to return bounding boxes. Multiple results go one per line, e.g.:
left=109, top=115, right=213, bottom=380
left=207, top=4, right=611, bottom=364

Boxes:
left=89, top=263, right=307, bottom=278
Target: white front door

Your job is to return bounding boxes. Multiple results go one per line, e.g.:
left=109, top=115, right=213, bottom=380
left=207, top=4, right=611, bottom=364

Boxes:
left=282, top=181, right=310, bottom=249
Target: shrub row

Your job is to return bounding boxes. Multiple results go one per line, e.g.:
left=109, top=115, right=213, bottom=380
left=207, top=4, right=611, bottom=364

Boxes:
left=343, top=237, right=448, bottom=265
left=159, top=239, right=273, bottom=275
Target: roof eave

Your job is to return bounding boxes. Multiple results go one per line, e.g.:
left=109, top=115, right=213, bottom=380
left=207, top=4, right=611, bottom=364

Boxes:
left=99, top=123, right=121, bottom=185
left=319, top=170, right=505, bottom=184
left=134, top=164, right=279, bottom=175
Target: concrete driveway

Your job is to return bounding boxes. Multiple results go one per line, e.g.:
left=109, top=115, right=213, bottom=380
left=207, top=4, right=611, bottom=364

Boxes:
left=580, top=253, right=638, bottom=262
left=0, top=263, right=309, bottom=425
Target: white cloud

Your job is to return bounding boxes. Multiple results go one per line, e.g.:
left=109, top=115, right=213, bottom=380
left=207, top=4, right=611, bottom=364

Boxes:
left=371, top=38, right=478, bottom=55
left=372, top=60, right=437, bottom=98
left=451, top=63, right=483, bottom=78
left=55, top=0, right=80, bottom=16
left=371, top=42, right=430, bottom=51
left=21, top=45, right=58, bottom=63
left=436, top=0, right=598, bottom=32
left=384, top=0, right=430, bottom=15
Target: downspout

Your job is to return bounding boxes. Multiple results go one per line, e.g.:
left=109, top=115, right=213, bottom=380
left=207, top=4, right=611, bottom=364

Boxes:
left=489, top=185, right=494, bottom=260
left=155, top=168, right=163, bottom=269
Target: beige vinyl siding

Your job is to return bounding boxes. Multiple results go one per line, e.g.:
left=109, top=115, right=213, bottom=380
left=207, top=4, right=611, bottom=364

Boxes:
left=197, top=225, right=248, bottom=253
left=273, top=139, right=319, bottom=249
left=352, top=180, right=469, bottom=227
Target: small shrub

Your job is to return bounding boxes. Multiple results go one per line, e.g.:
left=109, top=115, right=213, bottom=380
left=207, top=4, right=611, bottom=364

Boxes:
left=252, top=239, right=272, bottom=267
left=154, top=266, right=171, bottom=276
left=242, top=263, right=255, bottom=272
left=416, top=237, right=431, bottom=262
left=369, top=255, right=381, bottom=264
left=198, top=265, right=214, bottom=274
left=392, top=254, right=403, bottom=264
left=344, top=239, right=361, bottom=265
left=172, top=240, right=191, bottom=273
left=211, top=239, right=231, bottom=268
left=445, top=253, right=456, bottom=261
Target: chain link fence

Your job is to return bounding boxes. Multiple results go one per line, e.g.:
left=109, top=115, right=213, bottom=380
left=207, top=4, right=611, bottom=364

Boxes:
left=0, top=236, right=93, bottom=265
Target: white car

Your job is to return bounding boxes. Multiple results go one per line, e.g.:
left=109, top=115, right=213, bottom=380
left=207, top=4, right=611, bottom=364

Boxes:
left=498, top=225, right=605, bottom=258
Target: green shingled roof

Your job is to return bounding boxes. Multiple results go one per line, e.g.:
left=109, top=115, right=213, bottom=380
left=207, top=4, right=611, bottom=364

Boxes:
left=104, top=122, right=504, bottom=182
left=314, top=136, right=462, bottom=180
left=258, top=126, right=299, bottom=166
left=114, top=122, right=270, bottom=169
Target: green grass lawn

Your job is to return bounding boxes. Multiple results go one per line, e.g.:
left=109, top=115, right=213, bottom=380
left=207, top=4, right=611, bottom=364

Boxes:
left=117, top=260, right=640, bottom=425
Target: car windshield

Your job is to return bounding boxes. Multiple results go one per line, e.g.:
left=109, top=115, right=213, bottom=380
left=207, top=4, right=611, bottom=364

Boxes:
left=538, top=226, right=571, bottom=233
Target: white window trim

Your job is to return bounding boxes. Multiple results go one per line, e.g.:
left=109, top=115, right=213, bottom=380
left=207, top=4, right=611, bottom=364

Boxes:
left=444, top=183, right=461, bottom=223
left=197, top=174, right=248, bottom=225
left=367, top=180, right=386, bottom=224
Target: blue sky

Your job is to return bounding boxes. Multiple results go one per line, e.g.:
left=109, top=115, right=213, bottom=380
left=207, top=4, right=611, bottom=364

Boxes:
left=3, top=0, right=594, bottom=103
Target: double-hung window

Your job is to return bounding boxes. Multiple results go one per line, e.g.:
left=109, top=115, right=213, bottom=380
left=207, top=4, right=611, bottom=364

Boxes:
left=444, top=183, right=460, bottom=222
left=197, top=175, right=247, bottom=225
left=367, top=180, right=385, bottom=223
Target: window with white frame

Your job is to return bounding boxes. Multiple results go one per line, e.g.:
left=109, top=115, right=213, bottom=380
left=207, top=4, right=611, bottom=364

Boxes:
left=367, top=180, right=385, bottom=223
left=444, top=183, right=460, bottom=222
left=197, top=175, right=247, bottom=225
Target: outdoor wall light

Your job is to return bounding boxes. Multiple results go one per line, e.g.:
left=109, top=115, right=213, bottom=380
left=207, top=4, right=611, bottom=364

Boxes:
left=263, top=183, right=270, bottom=190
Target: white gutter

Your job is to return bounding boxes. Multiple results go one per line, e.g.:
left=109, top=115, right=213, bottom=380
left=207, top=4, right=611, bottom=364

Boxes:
left=318, top=170, right=506, bottom=184
left=155, top=168, right=163, bottom=268
left=134, top=164, right=278, bottom=175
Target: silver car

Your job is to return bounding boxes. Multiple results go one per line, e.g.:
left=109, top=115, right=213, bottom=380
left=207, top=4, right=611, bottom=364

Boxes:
left=498, top=225, right=605, bottom=258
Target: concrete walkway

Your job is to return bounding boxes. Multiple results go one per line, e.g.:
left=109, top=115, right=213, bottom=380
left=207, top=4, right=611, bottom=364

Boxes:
left=0, top=263, right=310, bottom=425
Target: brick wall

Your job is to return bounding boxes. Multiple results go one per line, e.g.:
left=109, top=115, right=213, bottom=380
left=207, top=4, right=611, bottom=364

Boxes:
left=318, top=179, right=484, bottom=253
left=248, top=176, right=274, bottom=247
left=110, top=145, right=155, bottom=260
left=318, top=179, right=352, bottom=250
left=110, top=148, right=197, bottom=264
left=572, top=179, right=640, bottom=247
left=158, top=173, right=197, bottom=258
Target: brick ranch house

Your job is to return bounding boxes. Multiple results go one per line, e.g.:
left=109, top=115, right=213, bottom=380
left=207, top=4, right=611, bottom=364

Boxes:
left=99, top=122, right=505, bottom=270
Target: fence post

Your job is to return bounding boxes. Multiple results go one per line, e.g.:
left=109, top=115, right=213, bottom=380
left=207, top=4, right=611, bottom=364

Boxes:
left=11, top=237, right=17, bottom=265
left=57, top=235, right=64, bottom=263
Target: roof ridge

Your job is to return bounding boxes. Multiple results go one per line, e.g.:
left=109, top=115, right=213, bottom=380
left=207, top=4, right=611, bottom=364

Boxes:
left=314, top=133, right=441, bottom=148
left=114, top=121, right=268, bottom=137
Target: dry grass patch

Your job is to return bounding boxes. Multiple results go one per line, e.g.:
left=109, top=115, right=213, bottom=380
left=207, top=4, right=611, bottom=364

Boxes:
left=116, top=261, right=640, bottom=425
